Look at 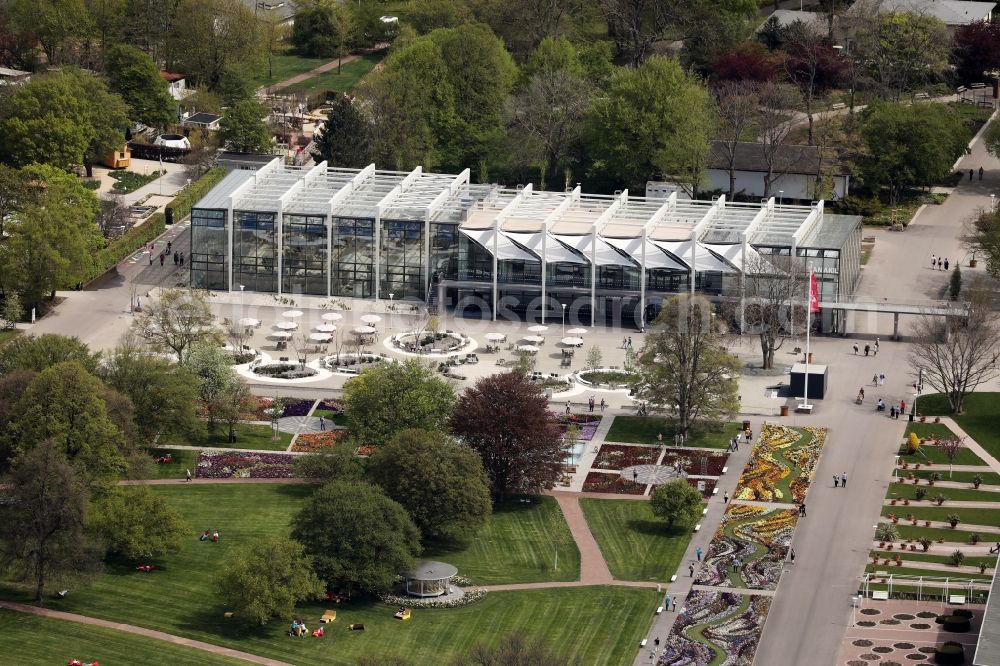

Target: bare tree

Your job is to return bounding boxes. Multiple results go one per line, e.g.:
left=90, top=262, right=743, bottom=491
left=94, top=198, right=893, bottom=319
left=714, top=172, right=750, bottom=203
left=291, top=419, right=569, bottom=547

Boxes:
left=226, top=321, right=252, bottom=355
left=292, top=333, right=328, bottom=370
left=97, top=195, right=135, bottom=240
left=908, top=286, right=999, bottom=414
left=596, top=0, right=680, bottom=66
left=736, top=253, right=808, bottom=370
left=784, top=31, right=848, bottom=145
left=936, top=436, right=966, bottom=477
left=712, top=80, right=762, bottom=199
left=132, top=288, right=222, bottom=363
left=757, top=83, right=799, bottom=198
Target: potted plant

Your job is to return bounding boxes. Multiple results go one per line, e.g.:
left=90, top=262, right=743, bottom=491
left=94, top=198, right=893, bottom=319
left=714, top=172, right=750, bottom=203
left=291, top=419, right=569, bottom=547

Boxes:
left=904, top=499, right=911, bottom=506
left=950, top=550, right=965, bottom=566
left=925, top=520, right=932, bottom=527
left=915, top=463, right=922, bottom=470
left=947, top=513, right=960, bottom=528
left=981, top=562, right=989, bottom=574
left=929, top=471, right=941, bottom=485
left=920, top=537, right=932, bottom=552
left=969, top=532, right=981, bottom=545
left=935, top=494, right=947, bottom=506
left=972, top=474, right=983, bottom=489
left=910, top=544, right=917, bottom=551
left=891, top=499, right=898, bottom=505
left=915, top=487, right=928, bottom=501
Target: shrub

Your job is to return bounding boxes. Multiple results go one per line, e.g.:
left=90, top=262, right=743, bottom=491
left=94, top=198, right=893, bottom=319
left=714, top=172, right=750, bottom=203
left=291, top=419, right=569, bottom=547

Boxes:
left=929, top=471, right=942, bottom=484
left=969, top=532, right=981, bottom=545
left=920, top=537, right=932, bottom=552
left=907, top=432, right=922, bottom=454
left=875, top=523, right=900, bottom=542
left=934, top=494, right=948, bottom=506
left=915, top=487, right=928, bottom=501
left=972, top=473, right=983, bottom=489
left=941, top=616, right=972, bottom=634
left=950, top=550, right=965, bottom=566
left=933, top=640, right=965, bottom=665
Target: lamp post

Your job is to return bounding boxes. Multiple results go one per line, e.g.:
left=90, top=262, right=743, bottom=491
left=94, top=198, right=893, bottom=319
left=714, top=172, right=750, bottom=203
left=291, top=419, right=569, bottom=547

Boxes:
left=562, top=303, right=567, bottom=336
left=992, top=193, right=996, bottom=212
left=239, top=284, right=245, bottom=317
left=778, top=190, right=784, bottom=206
left=388, top=292, right=394, bottom=335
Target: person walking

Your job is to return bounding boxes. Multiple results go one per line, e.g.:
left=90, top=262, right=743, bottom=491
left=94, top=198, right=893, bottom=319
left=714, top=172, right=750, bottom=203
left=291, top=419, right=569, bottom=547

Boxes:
left=723, top=491, right=729, bottom=504
left=833, top=474, right=839, bottom=488
left=853, top=343, right=858, bottom=355
left=185, top=468, right=192, bottom=482
left=696, top=547, right=703, bottom=561
left=841, top=472, right=848, bottom=488
left=970, top=168, right=975, bottom=181
left=600, top=398, right=606, bottom=412
left=173, top=251, right=179, bottom=265
left=931, top=254, right=937, bottom=269
left=872, top=374, right=879, bottom=387
left=588, top=395, right=595, bottom=412
left=180, top=252, right=185, bottom=266
left=159, top=253, right=164, bottom=267
left=789, top=548, right=796, bottom=564
left=900, top=399, right=906, bottom=414
left=689, top=563, right=695, bottom=577
left=944, top=258, right=950, bottom=271
left=319, top=416, right=325, bottom=431
left=980, top=166, right=984, bottom=181
left=864, top=344, right=870, bottom=356
left=799, top=502, right=806, bottom=517
left=565, top=400, right=571, bottom=414
left=628, top=336, right=633, bottom=348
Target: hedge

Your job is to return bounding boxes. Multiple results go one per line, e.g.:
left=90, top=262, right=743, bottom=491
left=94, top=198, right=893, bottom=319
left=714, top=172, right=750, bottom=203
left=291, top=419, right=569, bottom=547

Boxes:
left=83, top=167, right=226, bottom=283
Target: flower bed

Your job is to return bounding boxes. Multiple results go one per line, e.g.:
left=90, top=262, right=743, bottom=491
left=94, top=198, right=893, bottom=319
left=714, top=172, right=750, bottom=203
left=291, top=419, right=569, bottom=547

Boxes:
left=381, top=589, right=485, bottom=609
left=695, top=505, right=797, bottom=590
left=355, top=445, right=376, bottom=457
left=243, top=396, right=315, bottom=420
left=291, top=431, right=345, bottom=453
left=280, top=399, right=315, bottom=417
left=592, top=444, right=659, bottom=470
left=660, top=590, right=772, bottom=666
left=734, top=425, right=827, bottom=504
left=687, top=478, right=717, bottom=498
left=582, top=471, right=646, bottom=495
left=195, top=450, right=295, bottom=479
left=316, top=398, right=343, bottom=414
left=552, top=413, right=602, bottom=441
left=660, top=448, right=729, bottom=476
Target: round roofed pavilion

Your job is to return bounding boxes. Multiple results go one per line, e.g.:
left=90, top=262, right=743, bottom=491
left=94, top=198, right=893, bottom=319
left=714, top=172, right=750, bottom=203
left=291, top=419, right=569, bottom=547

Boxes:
left=402, top=560, right=458, bottom=598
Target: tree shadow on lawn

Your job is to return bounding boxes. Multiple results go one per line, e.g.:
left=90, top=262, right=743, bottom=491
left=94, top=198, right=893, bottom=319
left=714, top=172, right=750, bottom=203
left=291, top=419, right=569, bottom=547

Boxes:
left=625, top=518, right=684, bottom=539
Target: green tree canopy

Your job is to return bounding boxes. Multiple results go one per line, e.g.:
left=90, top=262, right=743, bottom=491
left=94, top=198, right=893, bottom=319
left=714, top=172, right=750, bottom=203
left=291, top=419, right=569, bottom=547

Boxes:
left=0, top=441, right=95, bottom=603
left=90, top=486, right=186, bottom=560
left=407, top=0, right=472, bottom=33
left=450, top=372, right=566, bottom=498
left=291, top=481, right=421, bottom=595
left=858, top=102, right=969, bottom=204
left=219, top=99, right=272, bottom=154
left=854, top=12, right=950, bottom=100
left=216, top=536, right=324, bottom=627
left=0, top=333, right=98, bottom=375
left=342, top=359, right=456, bottom=445
left=368, top=429, right=492, bottom=542
left=311, top=94, right=374, bottom=168
left=4, top=361, right=126, bottom=481
left=131, top=288, right=222, bottom=364
left=635, top=295, right=741, bottom=436
left=291, top=0, right=352, bottom=58
left=585, top=57, right=713, bottom=193
left=649, top=478, right=703, bottom=530
left=167, top=0, right=263, bottom=90
left=105, top=44, right=176, bottom=129
left=8, top=0, right=92, bottom=65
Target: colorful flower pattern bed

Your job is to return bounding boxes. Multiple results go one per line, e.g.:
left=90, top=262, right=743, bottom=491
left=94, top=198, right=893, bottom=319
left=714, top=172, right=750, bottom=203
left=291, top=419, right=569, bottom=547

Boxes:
left=291, top=431, right=346, bottom=453
left=660, top=449, right=729, bottom=476
left=695, top=504, right=798, bottom=590
left=582, top=471, right=646, bottom=495
left=659, top=591, right=772, bottom=666
left=552, top=413, right=602, bottom=441
left=734, top=425, right=827, bottom=504
left=316, top=398, right=343, bottom=414
left=242, top=397, right=315, bottom=421
left=592, top=444, right=660, bottom=470
left=195, top=450, right=295, bottom=478
left=688, top=478, right=717, bottom=498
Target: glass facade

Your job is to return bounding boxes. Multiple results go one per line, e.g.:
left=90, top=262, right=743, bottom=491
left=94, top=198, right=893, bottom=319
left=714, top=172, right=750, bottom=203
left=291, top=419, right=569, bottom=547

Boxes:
left=431, top=223, right=459, bottom=280
left=282, top=214, right=328, bottom=295
left=380, top=220, right=425, bottom=299
left=332, top=217, right=374, bottom=299
left=190, top=208, right=227, bottom=290
left=233, top=211, right=277, bottom=293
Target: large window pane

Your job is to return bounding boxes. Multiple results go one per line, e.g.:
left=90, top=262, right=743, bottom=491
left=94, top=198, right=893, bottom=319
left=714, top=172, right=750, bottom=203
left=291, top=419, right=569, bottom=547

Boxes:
left=381, top=220, right=424, bottom=299
left=233, top=211, right=277, bottom=293
left=283, top=214, right=328, bottom=296
left=332, top=217, right=374, bottom=298
left=190, top=208, right=228, bottom=290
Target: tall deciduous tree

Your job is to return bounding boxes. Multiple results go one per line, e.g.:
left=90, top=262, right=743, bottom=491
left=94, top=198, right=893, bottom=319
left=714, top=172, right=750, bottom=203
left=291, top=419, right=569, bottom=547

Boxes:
left=105, top=44, right=176, bottom=129
left=311, top=95, right=374, bottom=167
left=219, top=100, right=272, bottom=154
left=0, top=333, right=98, bottom=375
left=964, top=208, right=1000, bottom=279
left=342, top=359, right=456, bottom=445
left=216, top=536, right=324, bottom=627
left=784, top=33, right=848, bottom=145
left=585, top=57, right=712, bottom=193
left=291, top=481, right=421, bottom=595
left=952, top=20, right=1000, bottom=86
left=166, top=0, right=263, bottom=90
left=757, top=82, right=798, bottom=199
left=450, top=373, right=566, bottom=498
left=858, top=102, right=969, bottom=206
left=711, top=42, right=778, bottom=83
left=4, top=361, right=126, bottom=480
left=853, top=12, right=949, bottom=100
left=650, top=478, right=703, bottom=530
left=712, top=80, right=762, bottom=199
left=368, top=429, right=492, bottom=542
left=0, top=442, right=96, bottom=603
left=291, top=0, right=352, bottom=59
left=8, top=0, right=92, bottom=66
left=132, top=289, right=222, bottom=364
left=635, top=295, right=740, bottom=437
left=91, top=486, right=186, bottom=560
left=737, top=253, right=807, bottom=370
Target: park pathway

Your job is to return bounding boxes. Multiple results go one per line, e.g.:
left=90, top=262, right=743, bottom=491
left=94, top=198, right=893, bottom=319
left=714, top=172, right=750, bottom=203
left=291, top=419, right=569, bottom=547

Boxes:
left=551, top=493, right=613, bottom=584
left=262, top=54, right=363, bottom=94
left=0, top=600, right=292, bottom=666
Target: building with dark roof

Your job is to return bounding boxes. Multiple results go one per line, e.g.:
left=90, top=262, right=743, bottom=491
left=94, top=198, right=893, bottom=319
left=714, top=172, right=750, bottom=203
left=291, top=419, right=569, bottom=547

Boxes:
left=706, top=141, right=851, bottom=201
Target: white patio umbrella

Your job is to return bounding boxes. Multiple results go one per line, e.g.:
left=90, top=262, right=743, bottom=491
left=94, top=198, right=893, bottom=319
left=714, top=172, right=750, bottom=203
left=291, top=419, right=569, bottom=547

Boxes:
left=309, top=332, right=333, bottom=342
left=523, top=335, right=544, bottom=344
left=353, top=325, right=377, bottom=335
left=566, top=327, right=588, bottom=335
left=271, top=331, right=292, bottom=339
left=321, top=312, right=343, bottom=322
left=275, top=321, right=298, bottom=330
left=238, top=317, right=260, bottom=327
left=527, top=324, right=549, bottom=333
left=485, top=332, right=506, bottom=342
left=282, top=310, right=304, bottom=318
left=361, top=314, right=382, bottom=324
left=316, top=323, right=337, bottom=333
left=561, top=336, right=584, bottom=346
left=516, top=344, right=539, bottom=353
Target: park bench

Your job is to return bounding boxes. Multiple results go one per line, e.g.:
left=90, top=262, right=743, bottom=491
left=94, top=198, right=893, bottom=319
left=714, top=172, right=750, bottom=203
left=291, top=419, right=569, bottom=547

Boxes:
left=640, top=638, right=648, bottom=647
left=970, top=82, right=986, bottom=88
left=796, top=403, right=814, bottom=414
left=957, top=86, right=967, bottom=94
left=872, top=590, right=890, bottom=601
left=949, top=595, right=967, bottom=604
left=831, top=102, right=846, bottom=111
left=914, top=92, right=929, bottom=100
left=320, top=610, right=337, bottom=623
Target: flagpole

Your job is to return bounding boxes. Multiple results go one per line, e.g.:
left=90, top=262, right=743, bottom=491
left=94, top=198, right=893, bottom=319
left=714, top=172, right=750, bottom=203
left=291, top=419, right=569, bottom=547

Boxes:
left=804, top=270, right=813, bottom=408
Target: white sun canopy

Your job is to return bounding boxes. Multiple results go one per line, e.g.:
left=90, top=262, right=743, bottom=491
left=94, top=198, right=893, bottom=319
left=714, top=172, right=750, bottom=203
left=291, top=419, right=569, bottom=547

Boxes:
left=652, top=240, right=737, bottom=273
left=460, top=228, right=537, bottom=263
left=602, top=236, right=689, bottom=271
left=550, top=234, right=636, bottom=268
left=701, top=243, right=767, bottom=272
left=504, top=231, right=588, bottom=265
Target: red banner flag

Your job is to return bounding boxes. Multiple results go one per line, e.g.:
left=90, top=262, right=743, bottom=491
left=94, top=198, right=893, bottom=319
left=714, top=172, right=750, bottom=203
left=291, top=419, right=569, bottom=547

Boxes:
left=809, top=271, right=820, bottom=313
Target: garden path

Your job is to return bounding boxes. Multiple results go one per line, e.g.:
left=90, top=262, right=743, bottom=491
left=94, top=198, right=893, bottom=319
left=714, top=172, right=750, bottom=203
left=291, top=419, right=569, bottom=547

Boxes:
left=873, top=560, right=991, bottom=576
left=916, top=480, right=1000, bottom=492
left=262, top=54, right=363, bottom=94
left=903, top=464, right=997, bottom=473
left=0, top=600, right=293, bottom=666
left=941, top=418, right=1000, bottom=472
left=119, top=478, right=308, bottom=486
left=564, top=407, right=618, bottom=491
left=551, top=493, right=613, bottom=585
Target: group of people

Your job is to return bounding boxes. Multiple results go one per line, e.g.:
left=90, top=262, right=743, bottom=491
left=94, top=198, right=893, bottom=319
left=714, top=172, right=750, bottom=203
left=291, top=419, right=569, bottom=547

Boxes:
left=930, top=255, right=950, bottom=271
left=289, top=619, right=324, bottom=638
left=621, top=336, right=634, bottom=349
left=587, top=395, right=606, bottom=412
left=199, top=529, right=220, bottom=542
left=147, top=241, right=185, bottom=268
left=832, top=472, right=848, bottom=487
left=852, top=338, right=880, bottom=357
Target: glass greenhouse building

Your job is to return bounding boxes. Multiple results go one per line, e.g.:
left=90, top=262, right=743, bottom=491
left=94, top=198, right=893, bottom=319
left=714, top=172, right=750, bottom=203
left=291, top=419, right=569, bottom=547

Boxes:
left=190, top=159, right=862, bottom=329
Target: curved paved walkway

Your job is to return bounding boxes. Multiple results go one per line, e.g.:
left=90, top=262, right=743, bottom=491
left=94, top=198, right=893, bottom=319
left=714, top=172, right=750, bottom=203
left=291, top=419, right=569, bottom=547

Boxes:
left=0, top=601, right=292, bottom=666
left=262, top=55, right=363, bottom=95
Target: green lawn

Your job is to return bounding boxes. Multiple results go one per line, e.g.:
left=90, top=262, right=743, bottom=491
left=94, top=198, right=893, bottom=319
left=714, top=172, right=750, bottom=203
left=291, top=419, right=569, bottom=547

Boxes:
left=887, top=482, right=1000, bottom=503
left=312, top=409, right=347, bottom=426
left=914, top=392, right=1000, bottom=461
left=864, top=564, right=992, bottom=581
left=894, top=524, right=985, bottom=542
left=0, top=609, right=248, bottom=665
left=255, top=51, right=333, bottom=87
left=283, top=54, right=382, bottom=95
left=898, top=444, right=986, bottom=466
left=425, top=496, right=580, bottom=585
left=605, top=417, right=742, bottom=449
left=882, top=505, right=1000, bottom=525
left=0, top=329, right=21, bottom=346
left=869, top=551, right=997, bottom=568
left=907, top=469, right=1000, bottom=485
left=143, top=447, right=201, bottom=480
left=160, top=423, right=292, bottom=451
left=580, top=499, right=694, bottom=582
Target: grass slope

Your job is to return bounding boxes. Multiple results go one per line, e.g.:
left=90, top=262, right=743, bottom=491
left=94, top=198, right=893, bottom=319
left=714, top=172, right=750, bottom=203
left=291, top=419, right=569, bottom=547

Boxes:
left=887, top=482, right=1000, bottom=503
left=580, top=499, right=693, bottom=581
left=881, top=506, right=1000, bottom=525
left=425, top=496, right=580, bottom=585
left=284, top=54, right=382, bottom=95
left=160, top=423, right=292, bottom=451
left=143, top=447, right=201, bottom=480
left=908, top=469, right=1000, bottom=485
left=915, top=393, right=1000, bottom=461
left=606, top=417, right=741, bottom=449
left=0, top=609, right=248, bottom=666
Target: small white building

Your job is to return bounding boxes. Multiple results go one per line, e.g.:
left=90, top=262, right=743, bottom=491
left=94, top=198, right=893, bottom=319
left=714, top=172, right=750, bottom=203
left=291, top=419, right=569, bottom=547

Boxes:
left=705, top=141, right=851, bottom=202
left=0, top=66, right=30, bottom=86
left=160, top=71, right=194, bottom=101
left=181, top=112, right=222, bottom=131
